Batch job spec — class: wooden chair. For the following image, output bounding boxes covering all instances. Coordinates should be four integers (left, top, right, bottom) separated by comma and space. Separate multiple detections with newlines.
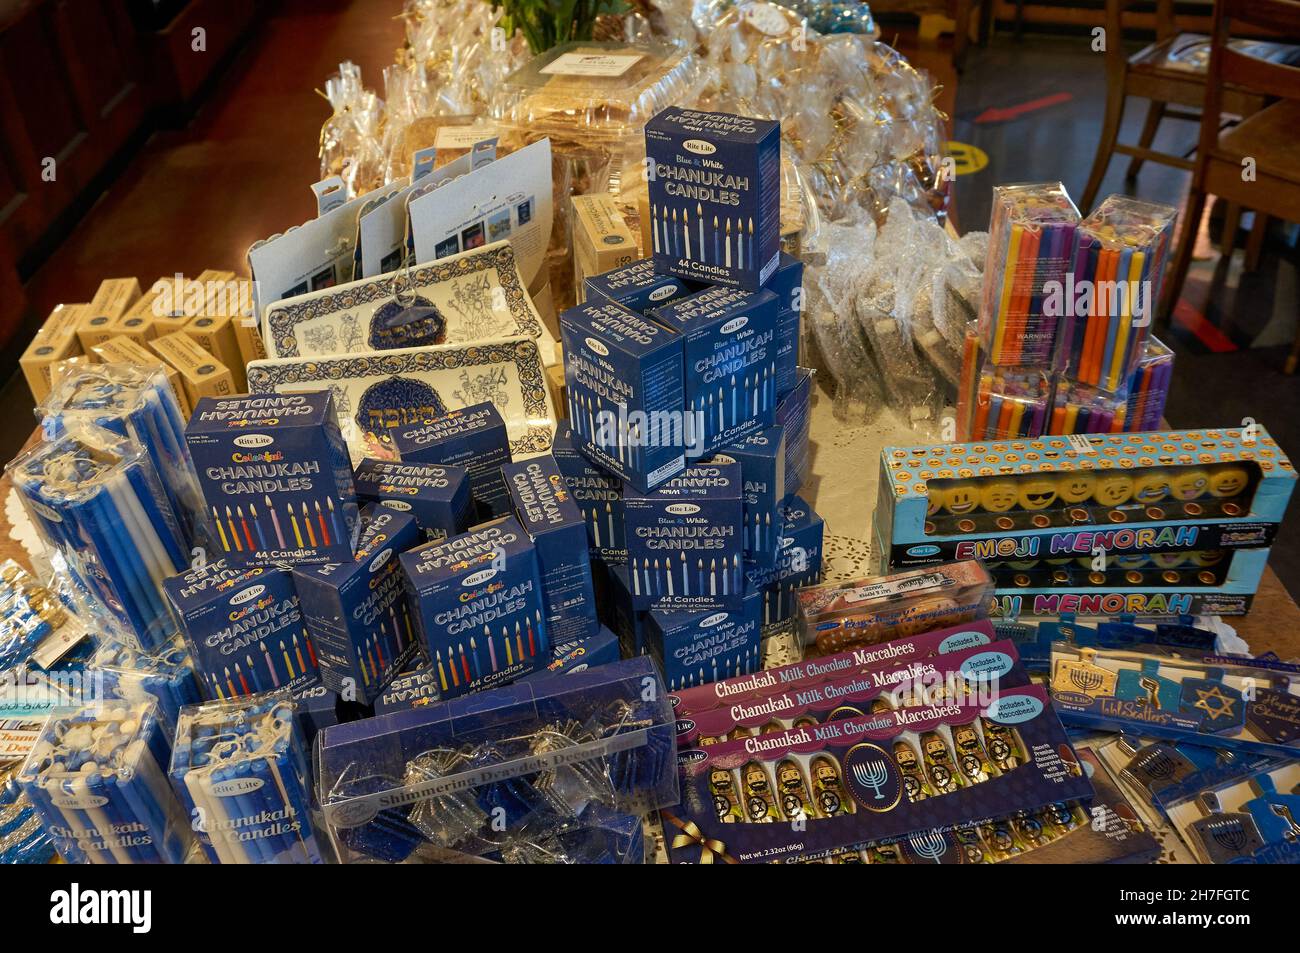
1158, 0, 1300, 373
1079, 0, 1299, 215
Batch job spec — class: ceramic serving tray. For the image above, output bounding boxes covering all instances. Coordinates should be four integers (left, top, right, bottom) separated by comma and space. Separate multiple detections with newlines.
263, 240, 545, 359
246, 335, 555, 463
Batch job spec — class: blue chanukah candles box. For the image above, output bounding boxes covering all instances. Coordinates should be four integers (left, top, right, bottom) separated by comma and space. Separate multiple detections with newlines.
644, 107, 782, 291
164, 558, 321, 699
523, 624, 621, 681
503, 455, 599, 642
392, 402, 512, 521
713, 424, 786, 570
353, 458, 473, 543
292, 504, 422, 705
552, 423, 626, 563
775, 366, 813, 498
769, 252, 804, 400
605, 564, 650, 656
650, 286, 778, 458
745, 495, 826, 625
583, 258, 697, 313
400, 515, 550, 698
185, 392, 360, 566
560, 299, 686, 492
624, 461, 744, 612
374, 662, 439, 715
646, 586, 762, 691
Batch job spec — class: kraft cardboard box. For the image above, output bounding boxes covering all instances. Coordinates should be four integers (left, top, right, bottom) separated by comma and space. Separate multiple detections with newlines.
572, 193, 640, 302
21, 304, 86, 403
184, 313, 246, 390
503, 454, 599, 642
400, 516, 550, 698
185, 391, 361, 566
149, 331, 236, 406
644, 107, 782, 290
392, 402, 512, 520
77, 278, 142, 350
353, 458, 473, 543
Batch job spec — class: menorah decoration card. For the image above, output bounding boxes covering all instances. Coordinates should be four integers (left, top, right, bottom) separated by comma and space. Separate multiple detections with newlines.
1163, 757, 1300, 863
246, 335, 555, 463
264, 241, 546, 359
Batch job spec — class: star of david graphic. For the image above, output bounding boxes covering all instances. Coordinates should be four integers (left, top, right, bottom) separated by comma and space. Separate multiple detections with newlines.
1193, 684, 1237, 721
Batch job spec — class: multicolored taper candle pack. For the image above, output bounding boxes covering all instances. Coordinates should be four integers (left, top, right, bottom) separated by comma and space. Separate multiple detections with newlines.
169, 692, 323, 863
551, 423, 626, 564
392, 402, 512, 520
399, 515, 550, 699
163, 559, 321, 700
352, 457, 473, 543
292, 504, 423, 705
18, 699, 192, 864
185, 392, 360, 566
503, 455, 599, 642
647, 586, 763, 692
875, 427, 1296, 618
624, 461, 745, 613
645, 107, 782, 290
650, 285, 778, 457
1120, 337, 1173, 434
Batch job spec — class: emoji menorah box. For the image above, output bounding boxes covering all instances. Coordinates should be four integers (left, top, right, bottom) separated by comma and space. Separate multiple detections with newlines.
645, 107, 781, 290
185, 391, 361, 565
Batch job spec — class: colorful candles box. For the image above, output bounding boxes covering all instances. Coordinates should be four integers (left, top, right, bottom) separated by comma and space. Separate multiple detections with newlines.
9, 422, 188, 651
1121, 337, 1173, 434
18, 699, 192, 864
650, 285, 778, 457
185, 392, 360, 566
625, 461, 745, 612
503, 455, 599, 642
552, 423, 626, 563
978, 182, 1080, 366
662, 684, 1092, 863
583, 258, 697, 312
676, 639, 1028, 748
768, 252, 804, 400
647, 587, 763, 692
1051, 645, 1300, 759
292, 504, 422, 705
645, 107, 782, 290
163, 559, 321, 700
775, 366, 813, 498
40, 363, 207, 550
744, 494, 825, 625
316, 656, 677, 863
559, 299, 686, 492
966, 366, 1051, 440
604, 564, 651, 657
352, 457, 473, 543
169, 692, 323, 864
522, 624, 621, 680
713, 425, 785, 570
1162, 756, 1300, 864
375, 663, 439, 715
795, 560, 994, 656
1048, 379, 1129, 434
874, 427, 1295, 618
292, 682, 340, 749
90, 636, 203, 735
1055, 195, 1175, 395
392, 402, 512, 521
399, 516, 550, 699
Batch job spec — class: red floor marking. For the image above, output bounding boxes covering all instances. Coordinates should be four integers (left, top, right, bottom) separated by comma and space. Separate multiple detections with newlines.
1173, 298, 1238, 353
974, 93, 1074, 123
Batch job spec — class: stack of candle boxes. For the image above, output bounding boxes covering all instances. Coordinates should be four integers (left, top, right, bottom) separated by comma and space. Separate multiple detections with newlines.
352, 458, 474, 543
873, 426, 1296, 620
392, 402, 512, 520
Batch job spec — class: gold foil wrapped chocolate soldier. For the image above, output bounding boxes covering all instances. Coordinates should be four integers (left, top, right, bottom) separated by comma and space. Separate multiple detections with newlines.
893, 739, 933, 802
775, 759, 815, 821
742, 762, 781, 822
1010, 810, 1055, 849
810, 755, 854, 817
978, 818, 1029, 860
867, 843, 904, 863
832, 850, 866, 864
952, 721, 999, 784
980, 717, 1024, 772
709, 768, 745, 824
1040, 801, 1086, 837
920, 730, 964, 794
954, 827, 990, 864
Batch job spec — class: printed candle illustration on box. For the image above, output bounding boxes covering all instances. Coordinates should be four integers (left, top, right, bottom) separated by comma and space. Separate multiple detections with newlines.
185, 392, 360, 566
352, 457, 474, 543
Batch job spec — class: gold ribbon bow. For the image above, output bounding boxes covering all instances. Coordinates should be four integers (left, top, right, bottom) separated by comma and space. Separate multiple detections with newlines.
663, 813, 736, 865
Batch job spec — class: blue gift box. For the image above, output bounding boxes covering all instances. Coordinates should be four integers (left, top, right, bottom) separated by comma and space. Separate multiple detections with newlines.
292, 504, 423, 705
713, 424, 786, 570
583, 258, 697, 313
768, 252, 804, 400
745, 494, 826, 625
392, 402, 512, 520
646, 586, 763, 691
645, 107, 782, 291
774, 366, 813, 499
374, 663, 439, 715
399, 516, 550, 698
353, 457, 473, 543
552, 423, 625, 563
185, 391, 361, 566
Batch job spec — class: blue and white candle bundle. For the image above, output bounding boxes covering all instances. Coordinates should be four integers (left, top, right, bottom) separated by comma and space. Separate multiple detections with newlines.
17, 699, 191, 863
169, 692, 322, 864
8, 422, 188, 651
90, 636, 203, 736
0, 767, 57, 864
0, 559, 86, 670
40, 364, 207, 550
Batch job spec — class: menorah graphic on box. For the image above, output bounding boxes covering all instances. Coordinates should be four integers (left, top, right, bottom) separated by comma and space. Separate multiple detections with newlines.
852, 760, 889, 800
1069, 667, 1106, 693
1133, 749, 1178, 781
908, 829, 948, 864
1207, 818, 1249, 852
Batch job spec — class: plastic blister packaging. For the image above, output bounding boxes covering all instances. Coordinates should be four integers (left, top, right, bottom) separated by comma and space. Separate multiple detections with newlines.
1121, 336, 1173, 433
170, 691, 324, 864
8, 422, 188, 652
319, 61, 387, 198
1048, 379, 1129, 434
17, 698, 192, 863
0, 559, 88, 671
90, 636, 203, 737
317, 656, 677, 864
969, 366, 1052, 439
